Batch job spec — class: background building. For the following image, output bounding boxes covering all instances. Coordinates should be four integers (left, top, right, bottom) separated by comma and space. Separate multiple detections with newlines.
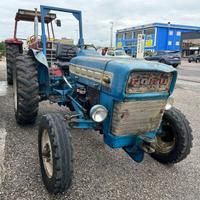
181, 32, 200, 57
116, 23, 200, 56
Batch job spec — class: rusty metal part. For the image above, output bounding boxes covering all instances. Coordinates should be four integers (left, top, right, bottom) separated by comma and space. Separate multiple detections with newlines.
41, 129, 53, 178
155, 135, 175, 154
111, 99, 167, 136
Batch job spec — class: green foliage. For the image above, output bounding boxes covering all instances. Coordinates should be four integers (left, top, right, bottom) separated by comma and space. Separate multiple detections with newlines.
0, 42, 6, 57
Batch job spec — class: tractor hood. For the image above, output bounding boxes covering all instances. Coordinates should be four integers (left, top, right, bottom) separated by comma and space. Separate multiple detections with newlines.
70, 54, 177, 100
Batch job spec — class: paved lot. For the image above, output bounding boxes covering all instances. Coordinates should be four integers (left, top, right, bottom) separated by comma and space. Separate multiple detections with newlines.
0, 59, 200, 200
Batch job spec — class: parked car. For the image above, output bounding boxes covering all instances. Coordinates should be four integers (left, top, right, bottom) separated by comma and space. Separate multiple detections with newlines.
188, 54, 200, 63
105, 49, 131, 58
145, 51, 181, 68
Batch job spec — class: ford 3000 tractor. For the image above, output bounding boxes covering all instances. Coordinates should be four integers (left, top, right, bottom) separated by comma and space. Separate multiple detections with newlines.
13, 5, 192, 194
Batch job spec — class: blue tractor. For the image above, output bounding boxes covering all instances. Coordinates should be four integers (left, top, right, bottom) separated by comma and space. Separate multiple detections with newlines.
13, 5, 193, 194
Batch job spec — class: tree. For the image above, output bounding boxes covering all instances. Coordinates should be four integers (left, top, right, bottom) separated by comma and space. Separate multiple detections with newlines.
0, 42, 6, 57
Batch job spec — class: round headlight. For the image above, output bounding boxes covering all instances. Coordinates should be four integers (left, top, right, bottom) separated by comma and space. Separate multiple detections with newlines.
90, 105, 108, 122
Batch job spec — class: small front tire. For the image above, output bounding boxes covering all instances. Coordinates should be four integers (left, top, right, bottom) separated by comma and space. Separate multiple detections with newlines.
38, 113, 73, 194
151, 107, 193, 164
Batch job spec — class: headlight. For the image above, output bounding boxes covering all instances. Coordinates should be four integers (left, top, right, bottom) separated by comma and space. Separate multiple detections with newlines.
90, 105, 108, 122
126, 72, 172, 94
165, 96, 174, 110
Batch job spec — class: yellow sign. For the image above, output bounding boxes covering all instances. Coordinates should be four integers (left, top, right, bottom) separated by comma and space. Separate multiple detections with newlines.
117, 41, 122, 48
145, 34, 153, 47
146, 39, 153, 47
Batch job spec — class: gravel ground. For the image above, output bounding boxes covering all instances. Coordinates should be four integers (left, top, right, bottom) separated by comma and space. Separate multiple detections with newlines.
0, 60, 200, 200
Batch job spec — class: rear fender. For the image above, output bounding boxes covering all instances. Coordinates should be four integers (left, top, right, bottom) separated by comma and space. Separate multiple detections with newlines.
5, 38, 23, 53
28, 49, 50, 99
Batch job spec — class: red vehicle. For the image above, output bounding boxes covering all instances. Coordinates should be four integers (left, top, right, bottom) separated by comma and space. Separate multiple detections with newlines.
5, 9, 56, 84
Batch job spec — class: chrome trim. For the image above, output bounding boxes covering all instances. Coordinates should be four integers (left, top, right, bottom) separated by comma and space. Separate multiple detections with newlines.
69, 63, 113, 87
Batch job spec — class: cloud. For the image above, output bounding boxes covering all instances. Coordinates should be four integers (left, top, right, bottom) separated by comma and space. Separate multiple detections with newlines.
0, 0, 200, 46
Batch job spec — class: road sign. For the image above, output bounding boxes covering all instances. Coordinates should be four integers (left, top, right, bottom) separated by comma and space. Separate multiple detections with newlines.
136, 34, 145, 59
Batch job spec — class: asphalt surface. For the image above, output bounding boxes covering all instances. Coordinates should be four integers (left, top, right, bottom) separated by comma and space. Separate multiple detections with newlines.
0, 59, 200, 200
177, 60, 200, 82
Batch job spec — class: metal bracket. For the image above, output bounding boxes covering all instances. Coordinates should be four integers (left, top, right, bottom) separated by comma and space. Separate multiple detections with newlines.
123, 146, 144, 163
68, 119, 97, 129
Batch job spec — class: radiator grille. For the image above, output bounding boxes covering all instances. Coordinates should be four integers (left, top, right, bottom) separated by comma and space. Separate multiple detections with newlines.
111, 99, 166, 136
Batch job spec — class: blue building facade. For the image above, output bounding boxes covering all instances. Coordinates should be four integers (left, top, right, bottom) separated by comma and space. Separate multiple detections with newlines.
116, 23, 200, 55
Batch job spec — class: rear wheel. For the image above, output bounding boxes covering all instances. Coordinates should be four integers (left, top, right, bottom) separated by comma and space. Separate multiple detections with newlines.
159, 59, 166, 64
14, 54, 39, 124
6, 44, 19, 85
172, 64, 178, 68
38, 113, 73, 194
151, 107, 193, 164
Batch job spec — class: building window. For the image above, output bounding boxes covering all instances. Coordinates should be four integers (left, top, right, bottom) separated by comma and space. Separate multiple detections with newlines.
126, 41, 132, 47
176, 41, 180, 46
125, 31, 132, 39
134, 31, 142, 39
144, 28, 155, 35
117, 33, 123, 39
168, 41, 172, 46
176, 31, 181, 36
133, 31, 142, 46
169, 30, 173, 36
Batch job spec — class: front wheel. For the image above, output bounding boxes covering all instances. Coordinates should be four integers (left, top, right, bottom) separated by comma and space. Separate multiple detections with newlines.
151, 107, 193, 164
38, 113, 73, 194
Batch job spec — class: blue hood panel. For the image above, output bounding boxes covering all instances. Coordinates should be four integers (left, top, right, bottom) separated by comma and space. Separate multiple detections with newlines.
70, 54, 177, 100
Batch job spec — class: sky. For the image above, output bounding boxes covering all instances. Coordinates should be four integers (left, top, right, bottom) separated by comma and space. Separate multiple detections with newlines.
0, 0, 200, 46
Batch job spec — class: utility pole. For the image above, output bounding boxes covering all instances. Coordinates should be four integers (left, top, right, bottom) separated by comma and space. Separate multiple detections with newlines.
110, 21, 114, 48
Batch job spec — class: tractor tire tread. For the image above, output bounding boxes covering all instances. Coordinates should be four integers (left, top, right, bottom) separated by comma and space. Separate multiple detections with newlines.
38, 113, 73, 194
6, 44, 19, 85
151, 107, 193, 164
15, 54, 39, 124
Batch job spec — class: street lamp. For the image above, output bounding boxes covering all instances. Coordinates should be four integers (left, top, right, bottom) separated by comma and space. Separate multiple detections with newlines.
110, 21, 114, 48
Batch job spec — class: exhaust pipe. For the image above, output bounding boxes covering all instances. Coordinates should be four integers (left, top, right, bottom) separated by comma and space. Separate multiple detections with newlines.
34, 8, 38, 43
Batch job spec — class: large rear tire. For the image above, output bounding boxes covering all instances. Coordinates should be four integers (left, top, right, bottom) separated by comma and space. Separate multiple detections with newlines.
151, 107, 193, 164
14, 54, 39, 125
6, 44, 19, 85
38, 113, 73, 194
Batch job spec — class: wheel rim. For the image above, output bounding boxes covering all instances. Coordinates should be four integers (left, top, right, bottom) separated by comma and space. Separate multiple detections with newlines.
41, 129, 53, 178
155, 121, 175, 154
